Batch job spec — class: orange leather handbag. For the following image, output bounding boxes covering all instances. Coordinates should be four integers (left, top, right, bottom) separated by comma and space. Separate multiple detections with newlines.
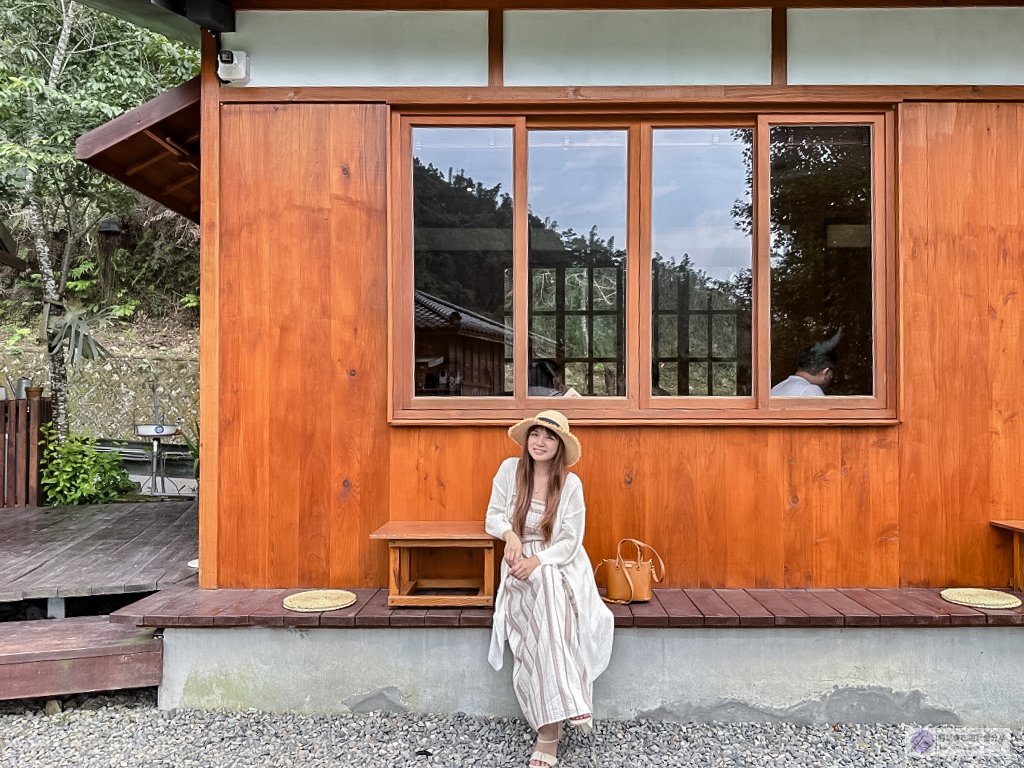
594, 538, 665, 604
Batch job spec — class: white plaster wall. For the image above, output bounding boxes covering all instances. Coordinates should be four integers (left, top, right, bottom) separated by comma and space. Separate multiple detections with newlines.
789, 8, 1024, 85
221, 11, 488, 88
163, 627, 1024, 726
503, 10, 771, 87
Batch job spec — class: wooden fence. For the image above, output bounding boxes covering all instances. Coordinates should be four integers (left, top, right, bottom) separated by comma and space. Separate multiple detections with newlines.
2, 398, 51, 508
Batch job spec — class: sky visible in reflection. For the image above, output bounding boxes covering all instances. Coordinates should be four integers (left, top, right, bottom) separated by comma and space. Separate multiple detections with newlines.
527, 130, 627, 247
652, 129, 751, 282
413, 127, 750, 276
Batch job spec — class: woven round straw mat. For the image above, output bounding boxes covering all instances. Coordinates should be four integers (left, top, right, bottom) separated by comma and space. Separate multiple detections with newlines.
940, 588, 1022, 610
283, 590, 357, 612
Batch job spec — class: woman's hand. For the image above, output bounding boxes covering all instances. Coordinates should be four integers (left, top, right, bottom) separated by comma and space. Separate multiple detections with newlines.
503, 531, 523, 566
509, 554, 540, 580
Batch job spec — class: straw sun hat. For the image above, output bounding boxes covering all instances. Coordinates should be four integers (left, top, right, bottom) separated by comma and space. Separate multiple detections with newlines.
508, 410, 581, 466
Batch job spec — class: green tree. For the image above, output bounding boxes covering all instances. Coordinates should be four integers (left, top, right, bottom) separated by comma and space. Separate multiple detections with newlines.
731, 126, 873, 395
0, 0, 198, 437
413, 160, 627, 395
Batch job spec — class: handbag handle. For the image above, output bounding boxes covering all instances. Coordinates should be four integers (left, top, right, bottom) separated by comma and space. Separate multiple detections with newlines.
616, 538, 665, 584
594, 553, 635, 605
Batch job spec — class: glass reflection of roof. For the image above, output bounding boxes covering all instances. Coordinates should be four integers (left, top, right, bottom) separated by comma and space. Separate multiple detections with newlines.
414, 291, 506, 342
413, 127, 513, 151
528, 131, 627, 149
414, 290, 555, 347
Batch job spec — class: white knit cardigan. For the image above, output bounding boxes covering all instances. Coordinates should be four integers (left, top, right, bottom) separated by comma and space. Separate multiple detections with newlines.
484, 457, 615, 679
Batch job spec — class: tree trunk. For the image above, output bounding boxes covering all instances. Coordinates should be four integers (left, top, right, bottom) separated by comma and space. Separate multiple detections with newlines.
48, 344, 70, 438
48, 2, 78, 87
27, 0, 81, 441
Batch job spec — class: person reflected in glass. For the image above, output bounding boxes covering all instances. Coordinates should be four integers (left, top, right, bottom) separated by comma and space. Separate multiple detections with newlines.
528, 358, 564, 397
770, 331, 841, 397
485, 411, 613, 768
651, 362, 671, 396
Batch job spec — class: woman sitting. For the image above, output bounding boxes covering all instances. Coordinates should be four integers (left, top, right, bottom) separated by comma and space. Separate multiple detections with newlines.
485, 410, 614, 768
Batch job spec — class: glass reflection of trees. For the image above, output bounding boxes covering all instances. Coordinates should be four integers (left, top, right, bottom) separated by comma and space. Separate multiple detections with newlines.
412, 123, 874, 400
652, 253, 752, 396
413, 156, 626, 398
413, 155, 514, 397
651, 128, 753, 398
527, 130, 627, 398
529, 224, 626, 397
730, 125, 874, 397
767, 126, 873, 396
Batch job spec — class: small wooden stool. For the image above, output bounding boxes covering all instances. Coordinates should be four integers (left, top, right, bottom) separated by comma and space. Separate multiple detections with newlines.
370, 521, 495, 607
990, 520, 1024, 591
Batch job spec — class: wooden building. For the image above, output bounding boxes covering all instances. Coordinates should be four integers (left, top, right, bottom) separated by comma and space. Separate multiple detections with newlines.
79, 0, 1024, 595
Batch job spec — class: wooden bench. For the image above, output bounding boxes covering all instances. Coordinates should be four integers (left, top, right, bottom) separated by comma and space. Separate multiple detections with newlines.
990, 520, 1024, 591
110, 586, 1024, 629
370, 521, 495, 608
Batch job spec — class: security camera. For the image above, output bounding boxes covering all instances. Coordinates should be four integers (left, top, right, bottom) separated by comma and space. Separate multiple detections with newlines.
217, 50, 249, 85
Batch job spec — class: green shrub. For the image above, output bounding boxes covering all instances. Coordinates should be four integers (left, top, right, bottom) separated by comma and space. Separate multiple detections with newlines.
40, 426, 136, 506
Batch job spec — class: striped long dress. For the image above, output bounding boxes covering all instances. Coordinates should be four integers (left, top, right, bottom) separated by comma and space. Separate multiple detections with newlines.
502, 498, 592, 730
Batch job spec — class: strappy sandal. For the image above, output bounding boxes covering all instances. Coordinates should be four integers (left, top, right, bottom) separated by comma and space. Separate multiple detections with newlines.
528, 724, 562, 768
566, 713, 593, 736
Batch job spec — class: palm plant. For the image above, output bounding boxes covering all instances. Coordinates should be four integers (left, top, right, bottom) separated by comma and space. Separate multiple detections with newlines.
46, 304, 111, 439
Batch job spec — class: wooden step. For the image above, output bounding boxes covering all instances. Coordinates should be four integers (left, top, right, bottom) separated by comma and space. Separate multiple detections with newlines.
0, 616, 162, 700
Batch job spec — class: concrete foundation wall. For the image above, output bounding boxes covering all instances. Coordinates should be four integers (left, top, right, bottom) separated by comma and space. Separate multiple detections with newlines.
161, 627, 1024, 726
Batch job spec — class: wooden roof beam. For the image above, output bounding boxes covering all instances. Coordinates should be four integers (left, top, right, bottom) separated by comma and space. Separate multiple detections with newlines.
163, 172, 200, 196
126, 149, 173, 177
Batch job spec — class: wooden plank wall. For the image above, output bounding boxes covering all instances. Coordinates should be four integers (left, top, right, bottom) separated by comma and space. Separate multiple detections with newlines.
387, 426, 900, 588
216, 103, 391, 588
897, 102, 1024, 589
211, 101, 1023, 590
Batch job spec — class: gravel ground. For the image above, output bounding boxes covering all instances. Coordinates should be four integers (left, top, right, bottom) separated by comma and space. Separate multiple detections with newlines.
2, 689, 1022, 768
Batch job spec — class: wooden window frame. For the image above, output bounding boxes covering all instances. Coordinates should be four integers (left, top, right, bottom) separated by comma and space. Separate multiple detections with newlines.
390, 108, 897, 426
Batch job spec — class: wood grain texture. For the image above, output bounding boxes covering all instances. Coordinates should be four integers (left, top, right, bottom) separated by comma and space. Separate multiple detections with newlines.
109, 586, 1024, 628
0, 502, 197, 602
898, 102, 1024, 590
0, 650, 162, 701
198, 32, 220, 588
487, 9, 502, 89
218, 85, 1024, 108
234, 0, 1024, 11
1, 399, 49, 508
209, 99, 1023, 590
770, 7, 786, 87
379, 423, 901, 588
216, 103, 389, 588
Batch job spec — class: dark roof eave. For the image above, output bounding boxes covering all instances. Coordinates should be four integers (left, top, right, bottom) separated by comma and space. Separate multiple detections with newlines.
75, 0, 200, 46
76, 77, 202, 223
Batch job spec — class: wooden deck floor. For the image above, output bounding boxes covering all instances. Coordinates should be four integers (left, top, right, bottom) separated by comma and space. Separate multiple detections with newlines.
0, 501, 198, 603
111, 585, 1024, 629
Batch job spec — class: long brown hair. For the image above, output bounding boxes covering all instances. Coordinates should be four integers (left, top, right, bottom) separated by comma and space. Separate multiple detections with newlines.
512, 426, 567, 543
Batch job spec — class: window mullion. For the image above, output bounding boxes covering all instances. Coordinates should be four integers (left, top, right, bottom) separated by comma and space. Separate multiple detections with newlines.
513, 117, 529, 408
754, 116, 772, 410
629, 122, 647, 410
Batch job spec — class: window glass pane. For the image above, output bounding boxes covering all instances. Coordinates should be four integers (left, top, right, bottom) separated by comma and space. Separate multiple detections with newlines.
651, 128, 753, 398
528, 130, 627, 397
769, 125, 873, 397
413, 127, 513, 397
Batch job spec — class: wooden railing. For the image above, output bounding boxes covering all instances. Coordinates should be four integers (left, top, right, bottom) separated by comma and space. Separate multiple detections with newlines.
2, 398, 51, 508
